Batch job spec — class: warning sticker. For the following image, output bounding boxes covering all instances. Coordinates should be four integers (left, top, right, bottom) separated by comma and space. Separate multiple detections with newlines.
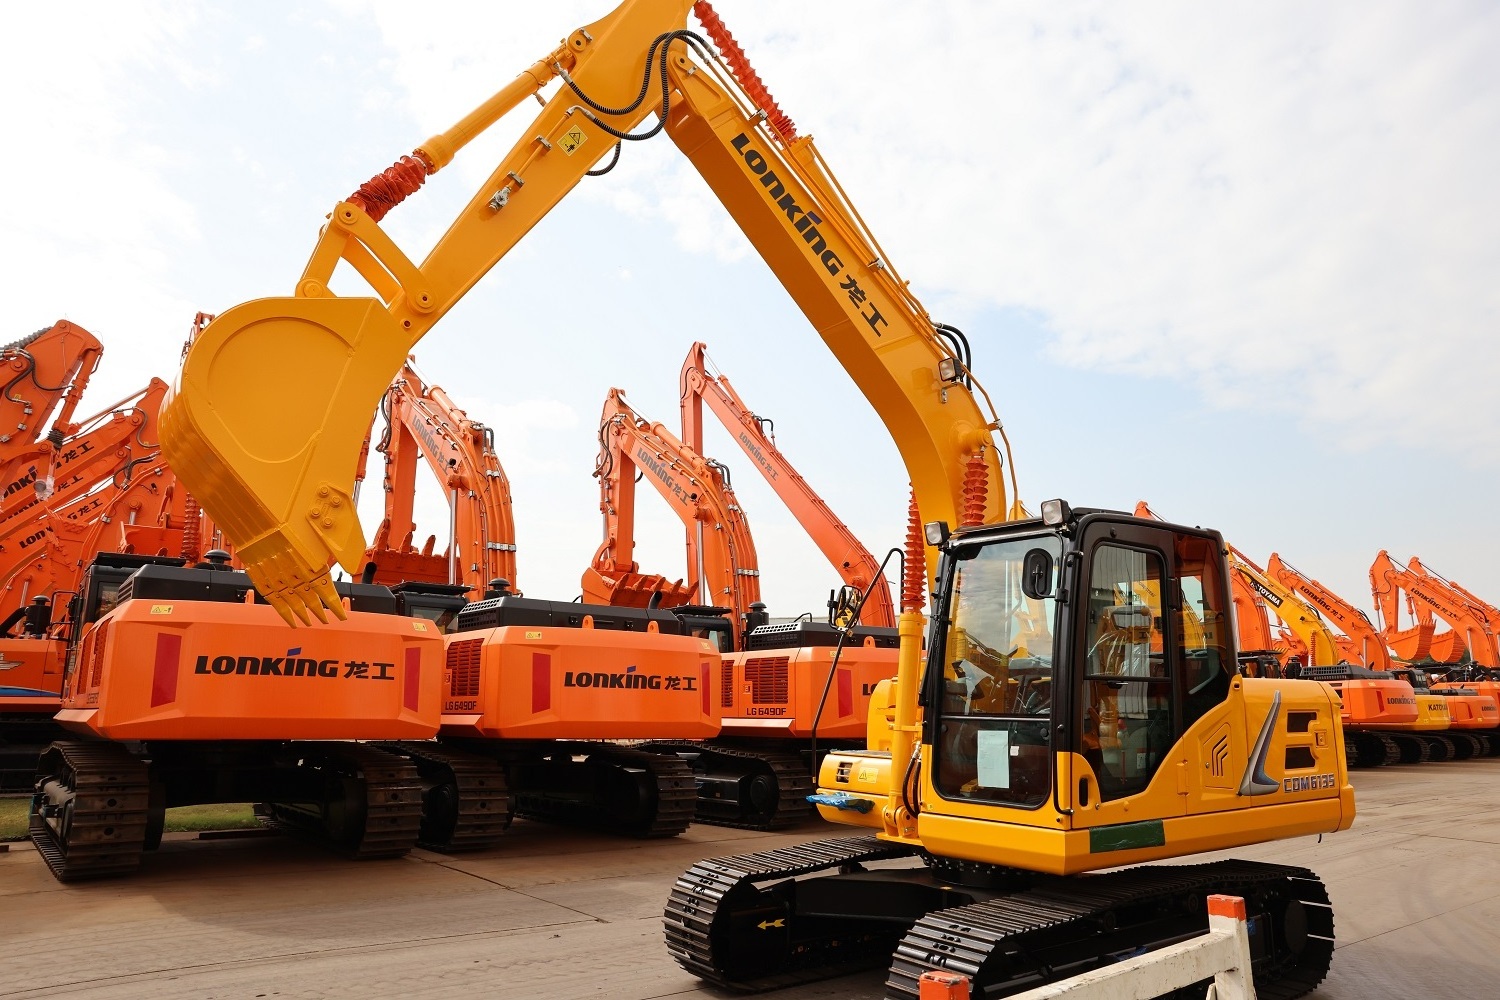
525, 631, 543, 640
150, 605, 173, 615
412, 621, 429, 632
559, 125, 587, 155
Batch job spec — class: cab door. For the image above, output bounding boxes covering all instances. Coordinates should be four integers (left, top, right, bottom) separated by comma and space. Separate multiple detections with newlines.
1067, 519, 1187, 830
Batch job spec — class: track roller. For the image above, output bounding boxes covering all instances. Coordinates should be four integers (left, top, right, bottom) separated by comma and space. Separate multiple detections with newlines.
381, 741, 511, 852
255, 742, 423, 858
29, 740, 151, 881
642, 741, 814, 831
1389, 733, 1430, 764
1446, 733, 1480, 760
513, 743, 697, 838
1423, 734, 1455, 763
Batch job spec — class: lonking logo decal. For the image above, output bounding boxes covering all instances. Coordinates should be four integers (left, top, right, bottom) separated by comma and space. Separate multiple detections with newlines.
635, 447, 693, 505
194, 646, 399, 680
736, 431, 778, 481
563, 664, 698, 692
731, 132, 890, 338
1237, 690, 1282, 796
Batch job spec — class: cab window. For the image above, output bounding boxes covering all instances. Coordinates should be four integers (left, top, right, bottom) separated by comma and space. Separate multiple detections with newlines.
934, 535, 1060, 808
1081, 544, 1171, 801
1176, 534, 1233, 729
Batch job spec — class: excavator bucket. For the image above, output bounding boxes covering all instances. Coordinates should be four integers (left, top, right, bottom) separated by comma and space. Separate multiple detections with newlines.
160, 296, 412, 625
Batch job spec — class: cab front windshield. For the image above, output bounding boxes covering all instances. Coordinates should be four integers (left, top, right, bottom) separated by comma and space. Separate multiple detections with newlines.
935, 534, 1061, 807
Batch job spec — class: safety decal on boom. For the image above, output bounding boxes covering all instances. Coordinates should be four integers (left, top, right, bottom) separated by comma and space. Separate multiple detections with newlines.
560, 125, 587, 155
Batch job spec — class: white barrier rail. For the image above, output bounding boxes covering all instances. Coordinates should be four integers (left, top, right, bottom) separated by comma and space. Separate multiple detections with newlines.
918, 894, 1256, 1000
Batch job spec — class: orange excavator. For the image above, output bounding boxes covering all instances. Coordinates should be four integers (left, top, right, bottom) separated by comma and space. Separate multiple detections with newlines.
1267, 553, 1391, 670
1367, 552, 1498, 759
0, 320, 104, 492
1371, 550, 1498, 666
1259, 553, 1427, 767
588, 382, 897, 828
584, 385, 758, 626
361, 358, 517, 600
158, 3, 1351, 994
29, 548, 463, 880
675, 345, 906, 825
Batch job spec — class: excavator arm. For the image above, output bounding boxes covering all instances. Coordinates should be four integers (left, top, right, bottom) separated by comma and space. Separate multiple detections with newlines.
161, 0, 1015, 625
1370, 550, 1498, 666
1266, 552, 1392, 671
680, 341, 895, 627
0, 379, 167, 554
362, 360, 517, 594
0, 321, 104, 489
584, 386, 759, 621
1379, 553, 1500, 667
1228, 546, 1341, 665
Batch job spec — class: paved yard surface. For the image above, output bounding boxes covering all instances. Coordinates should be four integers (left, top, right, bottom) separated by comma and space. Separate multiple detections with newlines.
3, 761, 1496, 999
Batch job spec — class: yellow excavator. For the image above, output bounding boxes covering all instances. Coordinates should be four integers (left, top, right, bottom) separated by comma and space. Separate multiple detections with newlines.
155, 2, 1353, 996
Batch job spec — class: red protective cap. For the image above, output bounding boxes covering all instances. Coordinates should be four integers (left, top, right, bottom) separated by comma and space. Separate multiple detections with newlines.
1208, 894, 1248, 920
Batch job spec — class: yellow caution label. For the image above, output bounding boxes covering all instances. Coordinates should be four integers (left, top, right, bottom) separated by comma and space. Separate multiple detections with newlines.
856, 768, 876, 783
412, 621, 429, 632
526, 630, 543, 640
559, 125, 587, 155
150, 605, 173, 615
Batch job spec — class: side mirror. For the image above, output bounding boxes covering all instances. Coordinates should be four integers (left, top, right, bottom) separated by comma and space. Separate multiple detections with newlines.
1021, 548, 1055, 600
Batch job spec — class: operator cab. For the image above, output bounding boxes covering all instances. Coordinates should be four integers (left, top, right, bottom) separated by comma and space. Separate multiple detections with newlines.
669, 605, 735, 653
390, 581, 471, 634
922, 500, 1235, 810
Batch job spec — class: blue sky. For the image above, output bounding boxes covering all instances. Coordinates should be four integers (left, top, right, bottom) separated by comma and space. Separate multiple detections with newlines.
3, 2, 1497, 639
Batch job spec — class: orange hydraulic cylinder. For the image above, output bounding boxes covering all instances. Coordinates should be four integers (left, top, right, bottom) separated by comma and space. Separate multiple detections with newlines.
438, 626, 721, 740
719, 642, 896, 740
57, 601, 445, 740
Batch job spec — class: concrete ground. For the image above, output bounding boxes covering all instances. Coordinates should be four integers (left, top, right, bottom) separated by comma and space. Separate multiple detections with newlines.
2, 760, 1496, 999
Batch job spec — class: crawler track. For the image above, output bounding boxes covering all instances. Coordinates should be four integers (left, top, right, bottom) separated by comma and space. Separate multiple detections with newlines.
665, 835, 918, 991
513, 743, 697, 838
664, 838, 1334, 1000
1390, 733, 1432, 764
1348, 731, 1401, 768
644, 740, 815, 831
886, 861, 1332, 1000
256, 742, 423, 859
29, 740, 151, 881
382, 741, 511, 852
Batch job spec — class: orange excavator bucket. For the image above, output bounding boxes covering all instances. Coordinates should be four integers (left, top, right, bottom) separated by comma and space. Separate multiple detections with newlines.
160, 296, 412, 625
